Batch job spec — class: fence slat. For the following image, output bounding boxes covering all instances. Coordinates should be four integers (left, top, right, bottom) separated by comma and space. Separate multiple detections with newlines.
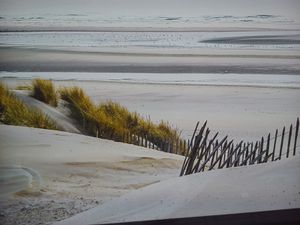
278, 126, 285, 160
181, 122, 207, 176
209, 140, 233, 170
272, 129, 278, 161
286, 124, 293, 158
263, 133, 271, 163
220, 141, 243, 168
197, 136, 228, 172
192, 132, 218, 173
293, 118, 299, 156
258, 137, 264, 163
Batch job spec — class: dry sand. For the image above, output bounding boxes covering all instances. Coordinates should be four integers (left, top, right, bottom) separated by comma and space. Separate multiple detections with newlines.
55, 155, 300, 224
0, 125, 183, 225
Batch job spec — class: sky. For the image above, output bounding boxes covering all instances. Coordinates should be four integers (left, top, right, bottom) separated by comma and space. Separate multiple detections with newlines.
0, 0, 300, 20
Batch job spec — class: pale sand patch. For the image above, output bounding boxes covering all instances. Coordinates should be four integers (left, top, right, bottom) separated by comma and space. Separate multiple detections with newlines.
55, 155, 300, 225
0, 125, 183, 225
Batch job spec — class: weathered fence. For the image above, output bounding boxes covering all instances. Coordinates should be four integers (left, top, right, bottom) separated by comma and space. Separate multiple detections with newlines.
101, 130, 188, 154
180, 118, 299, 176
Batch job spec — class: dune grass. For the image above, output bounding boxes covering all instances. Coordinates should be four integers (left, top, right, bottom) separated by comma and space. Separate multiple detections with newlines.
59, 86, 184, 153
31, 79, 58, 107
16, 85, 32, 91
0, 82, 59, 130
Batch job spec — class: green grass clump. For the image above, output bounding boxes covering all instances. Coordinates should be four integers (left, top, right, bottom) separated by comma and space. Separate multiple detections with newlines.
0, 82, 59, 130
32, 79, 58, 107
59, 86, 184, 153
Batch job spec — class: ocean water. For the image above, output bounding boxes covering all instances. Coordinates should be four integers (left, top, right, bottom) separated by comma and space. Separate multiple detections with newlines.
0, 14, 298, 29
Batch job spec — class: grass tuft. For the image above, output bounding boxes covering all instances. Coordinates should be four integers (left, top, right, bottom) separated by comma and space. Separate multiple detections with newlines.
16, 85, 32, 91
0, 82, 59, 130
59, 86, 184, 153
31, 79, 58, 107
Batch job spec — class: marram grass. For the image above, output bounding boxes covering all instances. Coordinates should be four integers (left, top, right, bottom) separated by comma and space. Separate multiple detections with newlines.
59, 86, 184, 153
32, 79, 58, 107
0, 82, 59, 130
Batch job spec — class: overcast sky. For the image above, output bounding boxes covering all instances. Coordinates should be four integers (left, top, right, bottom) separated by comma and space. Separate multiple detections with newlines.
0, 0, 300, 20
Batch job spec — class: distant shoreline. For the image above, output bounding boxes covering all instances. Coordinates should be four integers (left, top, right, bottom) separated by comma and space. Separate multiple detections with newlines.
2, 64, 300, 75
1, 26, 299, 33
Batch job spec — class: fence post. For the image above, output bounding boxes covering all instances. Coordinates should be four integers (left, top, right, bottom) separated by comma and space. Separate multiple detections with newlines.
264, 133, 270, 162
137, 135, 140, 146
250, 142, 258, 164
279, 126, 285, 160
258, 137, 264, 163
287, 124, 293, 158
293, 118, 299, 156
245, 143, 250, 165
272, 129, 278, 161
145, 136, 148, 148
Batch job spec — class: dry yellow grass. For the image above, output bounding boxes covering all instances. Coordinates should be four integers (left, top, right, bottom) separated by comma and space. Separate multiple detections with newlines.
0, 82, 59, 130
59, 86, 183, 153
32, 79, 58, 107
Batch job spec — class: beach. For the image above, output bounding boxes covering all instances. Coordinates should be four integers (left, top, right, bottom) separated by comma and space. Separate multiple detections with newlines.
1, 29, 300, 74
0, 125, 184, 225
1, 26, 300, 141
1, 2, 300, 223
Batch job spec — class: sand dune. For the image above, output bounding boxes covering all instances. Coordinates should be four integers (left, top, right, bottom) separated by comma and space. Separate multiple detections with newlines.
0, 125, 183, 224
55, 155, 300, 224
13, 90, 81, 133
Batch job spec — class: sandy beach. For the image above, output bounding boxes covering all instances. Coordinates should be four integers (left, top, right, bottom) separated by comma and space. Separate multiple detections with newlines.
1, 1, 300, 224
0, 125, 183, 225
1, 29, 300, 74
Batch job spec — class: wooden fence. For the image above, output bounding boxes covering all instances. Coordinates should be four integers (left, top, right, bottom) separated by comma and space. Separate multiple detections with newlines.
180, 118, 299, 176
101, 130, 188, 155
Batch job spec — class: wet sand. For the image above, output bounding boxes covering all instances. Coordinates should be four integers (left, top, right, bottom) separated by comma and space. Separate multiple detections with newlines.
1, 46, 300, 74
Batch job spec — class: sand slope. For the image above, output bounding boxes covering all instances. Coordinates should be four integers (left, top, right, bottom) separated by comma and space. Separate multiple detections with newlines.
0, 125, 183, 224
56, 155, 300, 225
13, 90, 81, 134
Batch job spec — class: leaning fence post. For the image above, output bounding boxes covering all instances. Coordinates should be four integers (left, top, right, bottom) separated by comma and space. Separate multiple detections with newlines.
258, 137, 264, 163
286, 124, 293, 158
250, 142, 258, 164
293, 118, 299, 156
264, 133, 270, 162
272, 129, 278, 161
279, 126, 285, 160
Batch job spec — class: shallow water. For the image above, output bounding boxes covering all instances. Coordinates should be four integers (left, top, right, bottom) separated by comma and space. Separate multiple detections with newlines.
1, 30, 300, 50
